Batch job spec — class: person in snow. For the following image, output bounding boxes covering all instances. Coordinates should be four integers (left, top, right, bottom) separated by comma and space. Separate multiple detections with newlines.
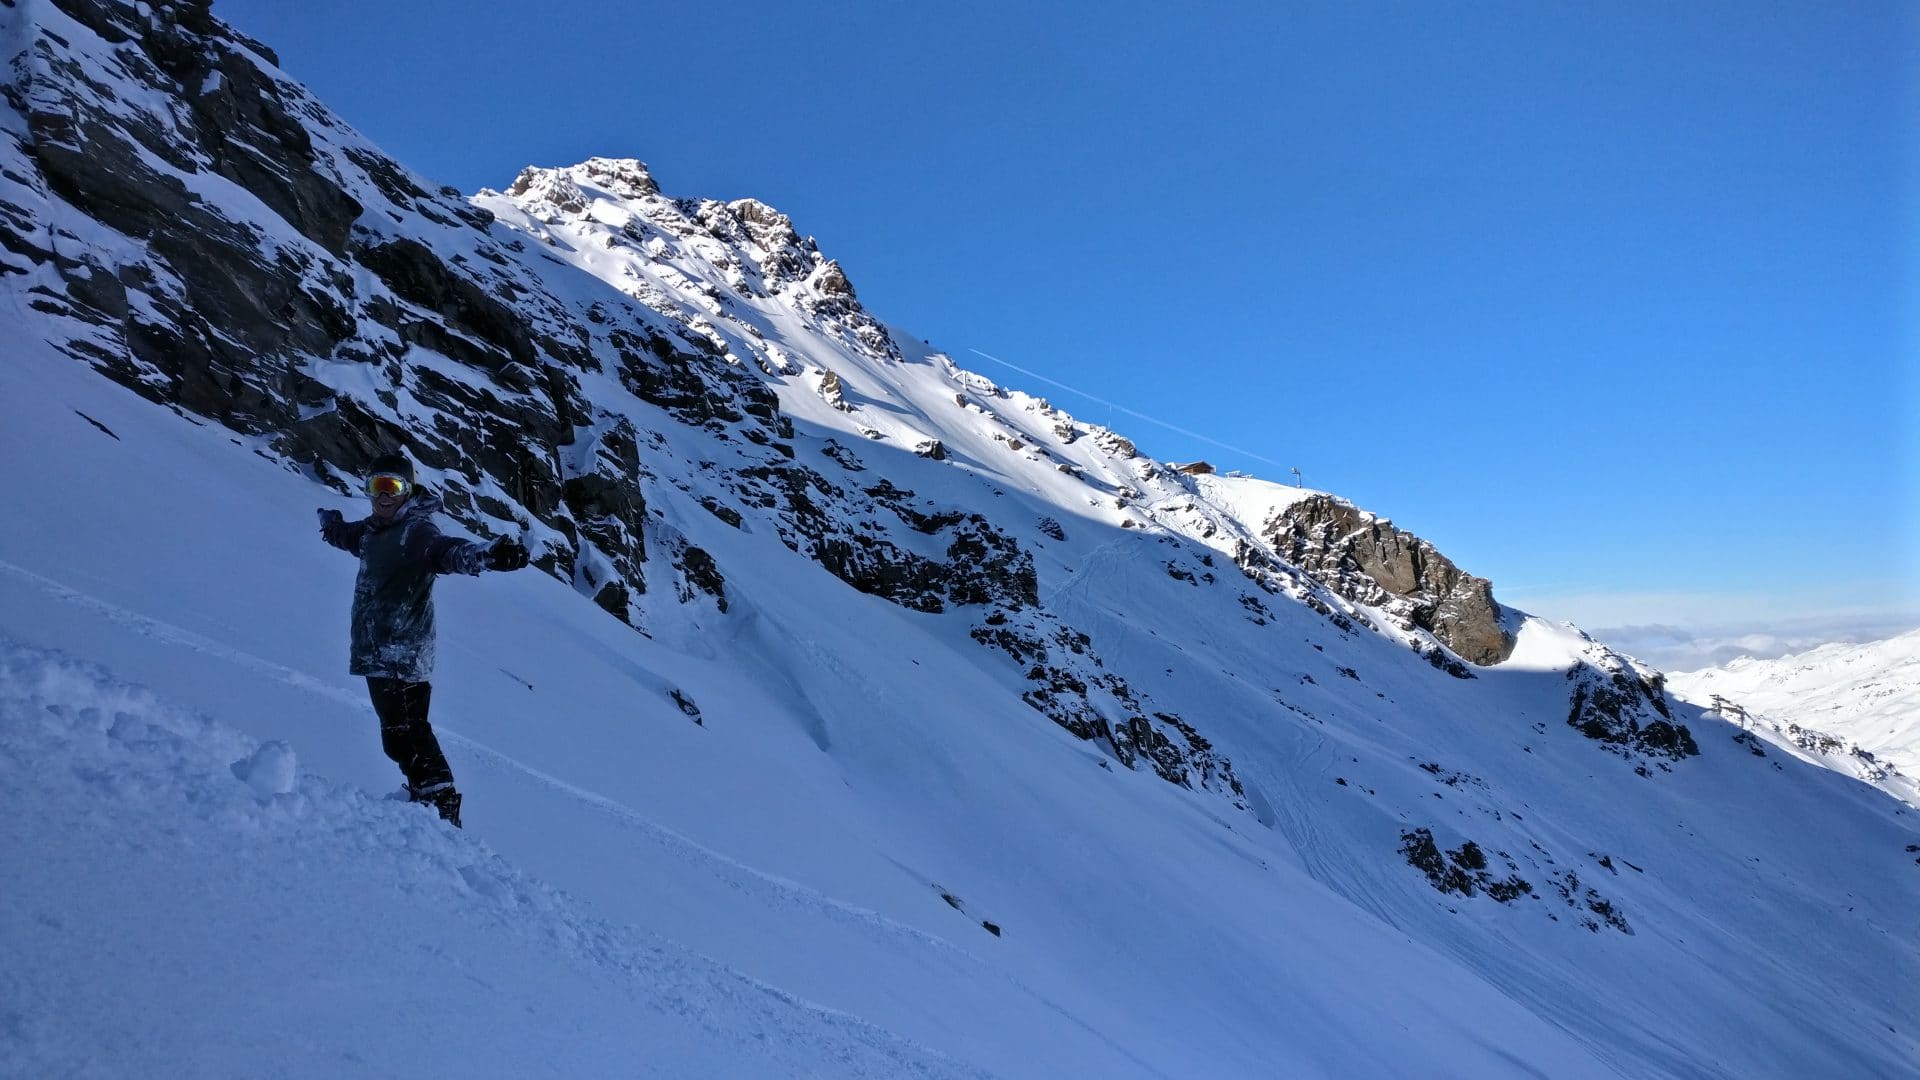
317, 452, 529, 827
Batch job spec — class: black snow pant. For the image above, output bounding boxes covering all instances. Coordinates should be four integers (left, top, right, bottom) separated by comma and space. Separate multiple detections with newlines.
365, 677, 455, 795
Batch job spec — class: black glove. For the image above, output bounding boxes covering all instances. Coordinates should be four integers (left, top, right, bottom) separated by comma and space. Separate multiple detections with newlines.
485, 537, 529, 572
317, 508, 350, 546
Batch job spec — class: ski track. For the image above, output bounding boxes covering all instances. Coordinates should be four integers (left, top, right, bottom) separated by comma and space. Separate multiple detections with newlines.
0, 556, 362, 708
0, 636, 985, 1080
1039, 534, 1132, 610
0, 552, 1156, 1071
0, 555, 940, 939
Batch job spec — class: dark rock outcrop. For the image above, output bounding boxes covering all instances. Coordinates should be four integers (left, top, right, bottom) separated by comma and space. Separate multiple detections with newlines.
726, 465, 1038, 615
1565, 658, 1699, 768
1264, 495, 1514, 665
970, 608, 1244, 803
3, 0, 684, 623
1400, 828, 1533, 902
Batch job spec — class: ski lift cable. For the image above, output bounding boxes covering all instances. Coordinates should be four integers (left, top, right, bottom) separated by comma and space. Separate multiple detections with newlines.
966, 348, 1292, 471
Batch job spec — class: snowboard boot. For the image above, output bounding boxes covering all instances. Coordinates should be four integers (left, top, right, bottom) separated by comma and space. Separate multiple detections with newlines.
410, 781, 463, 828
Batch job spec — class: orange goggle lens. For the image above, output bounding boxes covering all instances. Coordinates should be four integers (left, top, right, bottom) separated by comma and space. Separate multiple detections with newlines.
366, 474, 410, 497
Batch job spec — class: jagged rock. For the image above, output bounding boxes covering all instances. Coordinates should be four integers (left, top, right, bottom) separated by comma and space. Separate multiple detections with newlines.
729, 198, 799, 245
812, 260, 853, 298
1565, 656, 1698, 767
16, 8, 358, 433
727, 463, 1035, 615
579, 157, 659, 199
505, 166, 588, 213
675, 542, 726, 611
357, 238, 539, 366
970, 609, 1245, 803
6, 0, 667, 620
1264, 495, 1514, 665
1547, 870, 1632, 934
1400, 828, 1534, 904
669, 689, 703, 725
819, 440, 867, 472
817, 369, 850, 411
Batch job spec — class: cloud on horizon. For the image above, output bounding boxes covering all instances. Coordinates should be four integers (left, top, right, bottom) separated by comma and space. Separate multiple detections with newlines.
1589, 612, 1920, 674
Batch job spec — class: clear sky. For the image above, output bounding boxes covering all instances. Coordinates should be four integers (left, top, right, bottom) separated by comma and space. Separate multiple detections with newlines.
215, 0, 1916, 666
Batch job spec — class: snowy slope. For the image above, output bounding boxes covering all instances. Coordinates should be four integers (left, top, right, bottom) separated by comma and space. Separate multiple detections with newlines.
1, 335, 1621, 1079
1670, 630, 1920, 780
0, 638, 976, 1080
4, 2, 1919, 1077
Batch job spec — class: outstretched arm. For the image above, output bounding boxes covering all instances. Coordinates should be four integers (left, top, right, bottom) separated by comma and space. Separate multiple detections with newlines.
317, 509, 370, 555
402, 519, 490, 576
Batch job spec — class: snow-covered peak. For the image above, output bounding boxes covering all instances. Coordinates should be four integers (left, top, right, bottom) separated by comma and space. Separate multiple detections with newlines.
476, 162, 1356, 575
502, 164, 591, 212
575, 155, 663, 199
498, 157, 662, 205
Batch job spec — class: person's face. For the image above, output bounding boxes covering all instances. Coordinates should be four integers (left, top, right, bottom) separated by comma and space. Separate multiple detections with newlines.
367, 474, 410, 519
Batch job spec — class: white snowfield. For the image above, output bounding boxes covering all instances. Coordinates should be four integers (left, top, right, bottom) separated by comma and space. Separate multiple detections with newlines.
3, 3, 1919, 1076
0, 639, 977, 1080
7, 267, 1919, 1080
1670, 630, 1920, 776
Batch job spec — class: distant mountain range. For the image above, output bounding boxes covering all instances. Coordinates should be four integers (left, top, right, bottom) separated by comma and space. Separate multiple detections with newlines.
1670, 629, 1920, 790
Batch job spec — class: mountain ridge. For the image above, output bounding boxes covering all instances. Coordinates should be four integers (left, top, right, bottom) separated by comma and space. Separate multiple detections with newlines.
4, 1, 1917, 1076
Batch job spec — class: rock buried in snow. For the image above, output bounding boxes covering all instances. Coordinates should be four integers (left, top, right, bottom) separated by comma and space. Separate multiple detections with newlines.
231, 741, 297, 798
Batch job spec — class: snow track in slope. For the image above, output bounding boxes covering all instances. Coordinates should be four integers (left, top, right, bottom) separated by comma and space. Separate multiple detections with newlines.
0, 554, 973, 965
0, 551, 1167, 1079
0, 637, 983, 1080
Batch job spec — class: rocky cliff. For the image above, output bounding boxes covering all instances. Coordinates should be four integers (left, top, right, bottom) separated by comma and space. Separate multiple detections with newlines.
0, 0, 724, 620
1263, 494, 1515, 666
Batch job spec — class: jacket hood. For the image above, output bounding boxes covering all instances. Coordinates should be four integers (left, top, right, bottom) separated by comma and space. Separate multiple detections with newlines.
403, 488, 444, 517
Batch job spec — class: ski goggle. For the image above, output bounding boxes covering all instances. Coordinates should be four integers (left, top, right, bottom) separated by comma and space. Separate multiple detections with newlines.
365, 474, 411, 497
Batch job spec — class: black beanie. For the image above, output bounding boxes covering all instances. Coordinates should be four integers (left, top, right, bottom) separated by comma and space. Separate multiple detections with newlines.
367, 451, 415, 482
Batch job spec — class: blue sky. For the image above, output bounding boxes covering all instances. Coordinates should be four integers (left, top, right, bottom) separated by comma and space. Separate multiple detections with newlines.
216, 0, 1915, 662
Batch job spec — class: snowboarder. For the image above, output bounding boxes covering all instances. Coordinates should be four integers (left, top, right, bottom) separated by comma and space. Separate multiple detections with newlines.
317, 452, 529, 827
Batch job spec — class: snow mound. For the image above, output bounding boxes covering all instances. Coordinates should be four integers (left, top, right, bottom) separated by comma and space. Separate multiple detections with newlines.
231, 739, 297, 798
0, 638, 973, 1080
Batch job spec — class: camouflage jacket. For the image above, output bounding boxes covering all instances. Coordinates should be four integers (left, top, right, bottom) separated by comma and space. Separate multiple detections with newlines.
322, 489, 488, 681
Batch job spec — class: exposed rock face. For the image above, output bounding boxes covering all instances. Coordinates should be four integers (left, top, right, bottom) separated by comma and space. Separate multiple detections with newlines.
1565, 654, 1699, 769
1, 0, 786, 625
1263, 495, 1515, 665
970, 608, 1245, 803
726, 466, 1038, 615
